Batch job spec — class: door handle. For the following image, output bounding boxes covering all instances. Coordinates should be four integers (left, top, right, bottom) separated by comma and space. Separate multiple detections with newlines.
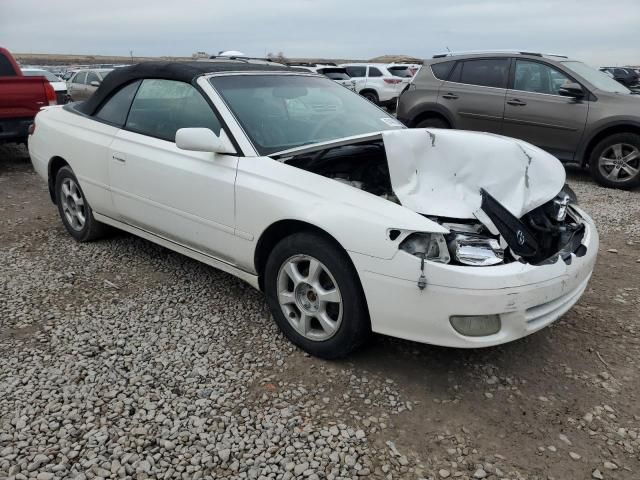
112, 154, 126, 163
442, 93, 459, 100
507, 99, 527, 106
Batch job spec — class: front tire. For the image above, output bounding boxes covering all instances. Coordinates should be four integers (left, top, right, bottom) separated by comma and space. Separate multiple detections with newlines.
55, 166, 108, 241
589, 133, 640, 189
264, 232, 370, 359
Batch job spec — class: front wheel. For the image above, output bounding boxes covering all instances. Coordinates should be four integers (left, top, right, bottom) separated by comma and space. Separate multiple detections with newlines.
264, 233, 370, 359
589, 133, 640, 189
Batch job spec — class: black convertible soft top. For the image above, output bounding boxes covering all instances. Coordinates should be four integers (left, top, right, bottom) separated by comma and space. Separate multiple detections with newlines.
76, 61, 296, 115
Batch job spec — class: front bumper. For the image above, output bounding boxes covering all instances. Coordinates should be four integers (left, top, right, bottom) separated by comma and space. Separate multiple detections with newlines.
349, 207, 599, 348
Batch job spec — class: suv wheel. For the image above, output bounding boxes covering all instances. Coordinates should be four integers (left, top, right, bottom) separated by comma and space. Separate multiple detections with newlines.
361, 91, 379, 104
55, 166, 109, 241
589, 133, 640, 189
264, 232, 370, 359
415, 117, 450, 129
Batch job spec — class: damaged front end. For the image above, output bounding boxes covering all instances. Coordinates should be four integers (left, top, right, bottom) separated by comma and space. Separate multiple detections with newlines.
274, 128, 592, 267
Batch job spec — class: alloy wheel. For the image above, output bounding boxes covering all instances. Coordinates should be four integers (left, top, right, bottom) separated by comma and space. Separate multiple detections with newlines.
276, 254, 343, 341
598, 143, 640, 183
60, 178, 86, 231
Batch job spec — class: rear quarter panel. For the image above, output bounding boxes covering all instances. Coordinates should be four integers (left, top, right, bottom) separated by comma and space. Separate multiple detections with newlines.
29, 106, 119, 215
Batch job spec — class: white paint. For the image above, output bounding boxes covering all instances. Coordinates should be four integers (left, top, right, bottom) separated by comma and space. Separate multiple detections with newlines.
383, 128, 566, 219
27, 72, 598, 351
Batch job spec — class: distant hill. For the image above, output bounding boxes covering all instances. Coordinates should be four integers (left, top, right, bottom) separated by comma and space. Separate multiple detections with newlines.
368, 54, 424, 63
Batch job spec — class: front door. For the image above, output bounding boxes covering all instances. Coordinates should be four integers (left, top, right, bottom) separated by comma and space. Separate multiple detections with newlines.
503, 59, 589, 161
437, 57, 509, 134
108, 79, 239, 263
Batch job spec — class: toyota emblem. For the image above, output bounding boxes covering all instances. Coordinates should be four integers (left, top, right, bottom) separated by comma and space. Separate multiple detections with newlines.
516, 230, 525, 246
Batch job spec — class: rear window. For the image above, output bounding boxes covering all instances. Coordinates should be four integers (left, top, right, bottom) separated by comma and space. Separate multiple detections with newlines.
321, 70, 350, 80
430, 61, 455, 80
0, 54, 16, 76
388, 66, 413, 78
452, 59, 509, 88
368, 67, 383, 77
95, 80, 141, 126
344, 66, 366, 77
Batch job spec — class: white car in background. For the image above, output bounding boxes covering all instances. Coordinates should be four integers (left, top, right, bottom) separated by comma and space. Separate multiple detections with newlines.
340, 63, 413, 106
21, 68, 69, 104
28, 61, 598, 359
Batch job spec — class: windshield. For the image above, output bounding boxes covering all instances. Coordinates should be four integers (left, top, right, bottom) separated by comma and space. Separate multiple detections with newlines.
22, 70, 61, 82
562, 61, 631, 94
210, 74, 403, 155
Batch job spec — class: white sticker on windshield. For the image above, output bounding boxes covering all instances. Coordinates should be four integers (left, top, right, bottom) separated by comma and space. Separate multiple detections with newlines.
380, 117, 403, 127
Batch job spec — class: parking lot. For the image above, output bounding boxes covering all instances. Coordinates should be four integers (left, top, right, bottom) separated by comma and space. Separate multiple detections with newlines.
0, 143, 638, 479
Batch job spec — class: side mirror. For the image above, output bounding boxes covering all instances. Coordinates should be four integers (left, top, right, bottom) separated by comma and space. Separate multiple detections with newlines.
90, 80, 101, 87
175, 128, 236, 155
558, 82, 585, 98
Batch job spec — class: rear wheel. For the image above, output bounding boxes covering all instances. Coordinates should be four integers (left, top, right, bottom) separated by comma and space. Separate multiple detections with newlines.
415, 117, 450, 129
55, 166, 109, 241
361, 91, 379, 105
264, 233, 370, 359
589, 133, 640, 189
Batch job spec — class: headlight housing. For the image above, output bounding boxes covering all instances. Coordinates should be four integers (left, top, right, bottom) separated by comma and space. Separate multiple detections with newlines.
447, 233, 504, 266
399, 233, 450, 264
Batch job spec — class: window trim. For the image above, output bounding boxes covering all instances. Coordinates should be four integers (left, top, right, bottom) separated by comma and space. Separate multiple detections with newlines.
507, 57, 589, 99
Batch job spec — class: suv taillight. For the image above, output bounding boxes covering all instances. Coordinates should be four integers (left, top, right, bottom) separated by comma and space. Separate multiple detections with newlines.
384, 78, 403, 84
44, 83, 57, 106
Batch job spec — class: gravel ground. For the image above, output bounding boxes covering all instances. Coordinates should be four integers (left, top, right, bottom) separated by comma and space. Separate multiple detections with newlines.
1, 144, 639, 480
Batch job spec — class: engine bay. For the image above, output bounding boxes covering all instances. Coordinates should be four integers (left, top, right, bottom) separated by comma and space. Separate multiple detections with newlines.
281, 140, 586, 267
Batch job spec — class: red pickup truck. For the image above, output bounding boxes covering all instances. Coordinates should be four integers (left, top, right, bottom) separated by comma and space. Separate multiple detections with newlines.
0, 47, 57, 144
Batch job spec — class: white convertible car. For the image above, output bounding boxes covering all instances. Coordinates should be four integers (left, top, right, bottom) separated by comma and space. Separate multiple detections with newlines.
28, 61, 598, 358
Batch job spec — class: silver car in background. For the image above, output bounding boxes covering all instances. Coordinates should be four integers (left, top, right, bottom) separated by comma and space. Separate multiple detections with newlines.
67, 69, 113, 101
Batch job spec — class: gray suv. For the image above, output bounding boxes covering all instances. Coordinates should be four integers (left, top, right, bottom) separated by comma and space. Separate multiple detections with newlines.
397, 51, 640, 189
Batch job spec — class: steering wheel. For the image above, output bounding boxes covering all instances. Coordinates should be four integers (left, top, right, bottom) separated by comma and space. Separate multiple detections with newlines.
310, 114, 348, 140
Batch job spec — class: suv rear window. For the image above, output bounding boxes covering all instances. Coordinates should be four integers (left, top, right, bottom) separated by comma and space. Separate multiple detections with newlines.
430, 61, 455, 80
368, 67, 383, 77
452, 59, 509, 88
345, 66, 366, 77
388, 66, 413, 78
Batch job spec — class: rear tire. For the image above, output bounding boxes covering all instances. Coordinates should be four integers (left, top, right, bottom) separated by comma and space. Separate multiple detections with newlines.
264, 232, 370, 359
415, 117, 450, 129
589, 133, 640, 189
55, 166, 109, 241
361, 91, 379, 105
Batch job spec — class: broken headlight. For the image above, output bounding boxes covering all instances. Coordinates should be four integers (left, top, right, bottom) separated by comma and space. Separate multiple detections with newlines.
550, 185, 578, 222
399, 233, 450, 264
447, 233, 504, 266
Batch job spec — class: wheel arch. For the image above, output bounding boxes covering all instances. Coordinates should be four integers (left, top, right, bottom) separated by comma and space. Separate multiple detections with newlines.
359, 88, 378, 98
254, 219, 352, 291
406, 103, 454, 128
47, 156, 70, 204
579, 121, 640, 166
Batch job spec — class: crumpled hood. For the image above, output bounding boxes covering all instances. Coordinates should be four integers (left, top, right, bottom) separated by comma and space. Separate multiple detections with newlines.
382, 128, 566, 219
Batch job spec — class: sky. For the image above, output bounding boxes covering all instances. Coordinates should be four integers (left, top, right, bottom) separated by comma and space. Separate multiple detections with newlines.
1, 0, 638, 66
